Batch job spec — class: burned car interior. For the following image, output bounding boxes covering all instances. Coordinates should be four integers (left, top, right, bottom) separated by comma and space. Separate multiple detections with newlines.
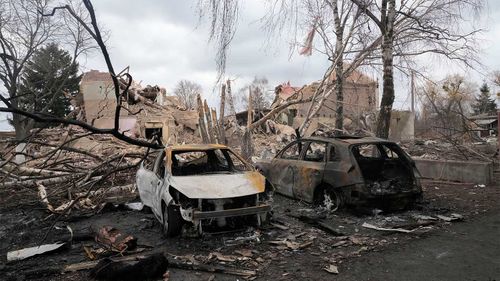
352, 143, 418, 195
171, 149, 249, 176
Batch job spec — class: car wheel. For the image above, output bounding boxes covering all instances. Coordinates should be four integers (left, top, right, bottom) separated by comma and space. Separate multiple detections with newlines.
162, 205, 182, 237
322, 189, 343, 212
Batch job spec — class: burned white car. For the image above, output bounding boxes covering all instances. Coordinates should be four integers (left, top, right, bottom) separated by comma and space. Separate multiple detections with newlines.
136, 144, 273, 237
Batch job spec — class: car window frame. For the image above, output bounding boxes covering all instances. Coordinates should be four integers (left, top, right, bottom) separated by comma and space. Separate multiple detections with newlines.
221, 149, 252, 172
277, 140, 304, 160
301, 141, 328, 163
153, 150, 166, 178
327, 143, 340, 162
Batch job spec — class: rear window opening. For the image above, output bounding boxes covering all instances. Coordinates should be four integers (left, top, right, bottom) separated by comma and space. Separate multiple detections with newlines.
171, 149, 250, 176
352, 143, 416, 194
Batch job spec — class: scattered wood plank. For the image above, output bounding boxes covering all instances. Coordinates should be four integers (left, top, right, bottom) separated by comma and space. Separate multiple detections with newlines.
361, 222, 414, 233
169, 259, 256, 277
219, 84, 227, 144
204, 99, 216, 143
289, 213, 345, 236
62, 252, 256, 277
196, 94, 209, 143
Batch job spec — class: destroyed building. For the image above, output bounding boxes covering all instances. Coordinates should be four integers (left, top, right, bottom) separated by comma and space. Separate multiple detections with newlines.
79, 70, 199, 144
273, 70, 378, 135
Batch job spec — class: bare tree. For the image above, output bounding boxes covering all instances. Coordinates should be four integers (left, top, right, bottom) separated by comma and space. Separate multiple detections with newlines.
419, 74, 475, 140
0, 0, 56, 139
173, 80, 202, 109
0, 0, 97, 139
60, 0, 100, 62
238, 77, 272, 112
352, 0, 484, 138
493, 71, 500, 88
260, 0, 378, 135
301, 0, 373, 134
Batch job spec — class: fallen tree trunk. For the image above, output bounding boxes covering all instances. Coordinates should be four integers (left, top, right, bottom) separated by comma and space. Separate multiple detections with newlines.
60, 253, 256, 277
0, 174, 85, 189
3, 163, 70, 177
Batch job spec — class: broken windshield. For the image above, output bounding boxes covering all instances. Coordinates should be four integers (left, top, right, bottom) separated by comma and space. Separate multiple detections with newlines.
171, 149, 250, 176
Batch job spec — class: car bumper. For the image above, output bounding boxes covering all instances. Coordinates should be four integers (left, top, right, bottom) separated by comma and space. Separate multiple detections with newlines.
192, 203, 271, 220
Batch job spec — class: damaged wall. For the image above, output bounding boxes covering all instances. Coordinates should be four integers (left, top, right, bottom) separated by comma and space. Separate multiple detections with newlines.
389, 110, 415, 141
414, 158, 493, 185
80, 70, 124, 123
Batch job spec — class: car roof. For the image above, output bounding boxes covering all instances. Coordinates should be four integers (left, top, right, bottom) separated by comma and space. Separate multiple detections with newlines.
167, 144, 229, 152
297, 136, 395, 146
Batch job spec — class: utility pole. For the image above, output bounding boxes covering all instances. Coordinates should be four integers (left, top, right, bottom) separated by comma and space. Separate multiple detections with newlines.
411, 71, 415, 114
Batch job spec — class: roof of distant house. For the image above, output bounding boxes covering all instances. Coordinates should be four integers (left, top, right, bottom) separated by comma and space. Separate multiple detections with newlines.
469, 113, 497, 120
81, 70, 112, 83
329, 69, 377, 85
275, 69, 377, 103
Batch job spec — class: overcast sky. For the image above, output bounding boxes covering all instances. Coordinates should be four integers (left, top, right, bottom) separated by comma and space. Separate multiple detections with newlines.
1, 0, 500, 131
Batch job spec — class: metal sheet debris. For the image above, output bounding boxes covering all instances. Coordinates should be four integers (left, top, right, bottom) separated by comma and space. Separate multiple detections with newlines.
7, 242, 66, 261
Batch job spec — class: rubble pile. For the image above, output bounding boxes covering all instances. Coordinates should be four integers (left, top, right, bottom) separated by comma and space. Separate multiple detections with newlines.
401, 139, 496, 162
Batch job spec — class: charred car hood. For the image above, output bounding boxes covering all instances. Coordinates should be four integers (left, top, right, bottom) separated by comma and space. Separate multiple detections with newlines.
170, 171, 265, 199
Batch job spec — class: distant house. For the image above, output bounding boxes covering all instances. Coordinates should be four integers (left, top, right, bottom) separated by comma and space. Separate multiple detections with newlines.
272, 70, 378, 135
469, 113, 498, 138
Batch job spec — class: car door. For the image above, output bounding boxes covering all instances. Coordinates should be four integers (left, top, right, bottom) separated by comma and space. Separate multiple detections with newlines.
267, 140, 304, 197
150, 150, 167, 219
292, 141, 327, 203
322, 143, 363, 188
136, 153, 159, 209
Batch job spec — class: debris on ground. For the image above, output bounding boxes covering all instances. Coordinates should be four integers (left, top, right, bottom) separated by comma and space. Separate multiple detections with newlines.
323, 264, 339, 274
89, 253, 168, 281
361, 222, 417, 233
436, 213, 464, 222
7, 242, 67, 262
95, 226, 137, 252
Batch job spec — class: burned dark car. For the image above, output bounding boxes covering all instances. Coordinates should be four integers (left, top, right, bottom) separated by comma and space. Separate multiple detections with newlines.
256, 136, 422, 211
136, 144, 273, 237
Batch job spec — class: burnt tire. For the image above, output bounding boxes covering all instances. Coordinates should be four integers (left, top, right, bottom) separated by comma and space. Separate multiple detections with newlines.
162, 205, 182, 237
319, 188, 344, 212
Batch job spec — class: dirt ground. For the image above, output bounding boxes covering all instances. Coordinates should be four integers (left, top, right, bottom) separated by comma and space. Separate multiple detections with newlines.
1, 179, 499, 281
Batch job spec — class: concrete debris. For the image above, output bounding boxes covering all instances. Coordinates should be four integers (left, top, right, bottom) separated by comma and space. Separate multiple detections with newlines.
124, 202, 144, 211
323, 264, 339, 274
